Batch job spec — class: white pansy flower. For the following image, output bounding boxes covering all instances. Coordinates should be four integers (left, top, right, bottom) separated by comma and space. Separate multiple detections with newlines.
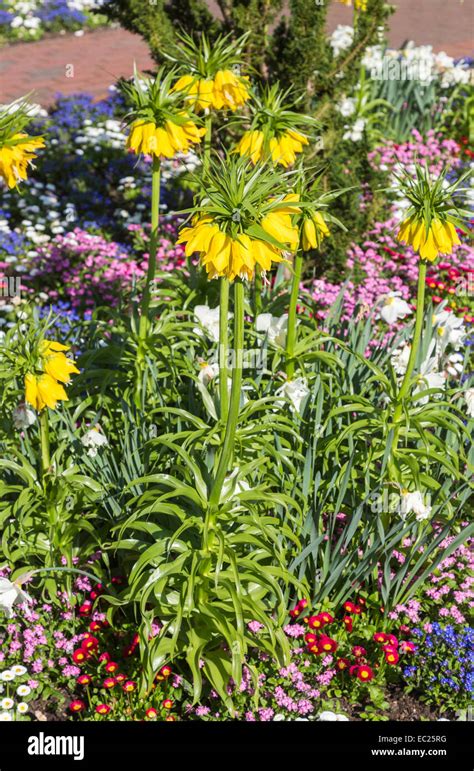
464, 387, 474, 418
1, 698, 14, 710
400, 490, 432, 522
12, 403, 37, 430
17, 702, 28, 714
0, 578, 32, 618
379, 293, 412, 325
276, 377, 310, 414
197, 361, 219, 386
16, 684, 31, 697
80, 427, 108, 458
0, 671, 15, 682
256, 313, 288, 347
318, 710, 349, 721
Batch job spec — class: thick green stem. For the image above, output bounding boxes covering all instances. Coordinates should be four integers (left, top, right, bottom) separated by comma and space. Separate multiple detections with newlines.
218, 277, 230, 422
254, 265, 263, 319
203, 113, 212, 173
40, 409, 50, 477
139, 156, 161, 340
390, 260, 427, 479
209, 280, 244, 507
285, 250, 303, 379
393, 260, 427, 422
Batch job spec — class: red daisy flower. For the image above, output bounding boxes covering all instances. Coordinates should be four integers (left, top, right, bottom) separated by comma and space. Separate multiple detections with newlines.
307, 615, 325, 630
77, 674, 92, 686
400, 641, 416, 653
72, 649, 87, 664
356, 665, 374, 682
343, 616, 353, 632
123, 680, 137, 693
69, 700, 86, 712
104, 661, 119, 673
96, 704, 111, 715
351, 645, 367, 657
320, 612, 334, 624
373, 632, 388, 644
146, 708, 158, 718
319, 636, 338, 654
103, 677, 117, 689
385, 650, 399, 665
98, 652, 111, 663
162, 699, 173, 710
336, 658, 350, 671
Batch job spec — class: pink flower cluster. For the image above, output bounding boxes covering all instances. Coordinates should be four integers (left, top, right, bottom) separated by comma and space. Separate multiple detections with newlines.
368, 130, 461, 176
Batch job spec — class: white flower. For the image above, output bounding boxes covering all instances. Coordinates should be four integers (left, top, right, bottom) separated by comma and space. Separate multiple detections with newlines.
343, 118, 366, 142
433, 310, 466, 351
12, 403, 36, 430
80, 427, 108, 457
17, 702, 28, 714
329, 25, 354, 58
379, 293, 412, 325
464, 387, 474, 418
0, 711, 12, 721
0, 578, 32, 618
16, 684, 31, 696
276, 377, 310, 414
444, 351, 464, 378
273, 714, 286, 721
1, 698, 14, 710
414, 357, 445, 404
197, 361, 219, 386
318, 710, 349, 721
256, 313, 288, 347
0, 671, 15, 682
10, 665, 27, 676
337, 97, 357, 117
400, 490, 432, 522
391, 344, 411, 375
193, 305, 223, 343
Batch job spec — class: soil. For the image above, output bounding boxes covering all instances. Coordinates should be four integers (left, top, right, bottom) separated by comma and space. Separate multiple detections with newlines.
339, 685, 454, 722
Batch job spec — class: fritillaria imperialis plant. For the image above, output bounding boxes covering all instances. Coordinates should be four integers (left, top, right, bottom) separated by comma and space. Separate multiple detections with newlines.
0, 98, 44, 189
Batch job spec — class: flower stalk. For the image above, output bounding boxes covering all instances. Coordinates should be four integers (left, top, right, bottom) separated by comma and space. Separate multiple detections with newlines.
139, 156, 161, 339
39, 409, 50, 477
209, 279, 244, 507
285, 250, 303, 379
218, 277, 230, 422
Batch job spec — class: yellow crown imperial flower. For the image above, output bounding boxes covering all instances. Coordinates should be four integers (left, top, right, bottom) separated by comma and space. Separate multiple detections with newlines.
394, 163, 469, 263
397, 216, 460, 263
167, 32, 250, 114
233, 85, 316, 168
126, 116, 205, 159
120, 69, 205, 160
25, 373, 68, 411
301, 212, 331, 251
177, 158, 300, 282
173, 70, 250, 113
40, 340, 80, 383
24, 339, 79, 411
0, 99, 45, 189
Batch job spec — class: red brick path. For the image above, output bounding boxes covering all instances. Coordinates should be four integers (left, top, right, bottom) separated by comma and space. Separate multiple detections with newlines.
0, 0, 472, 106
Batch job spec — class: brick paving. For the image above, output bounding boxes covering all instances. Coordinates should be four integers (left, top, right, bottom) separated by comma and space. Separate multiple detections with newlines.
0, 0, 472, 106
